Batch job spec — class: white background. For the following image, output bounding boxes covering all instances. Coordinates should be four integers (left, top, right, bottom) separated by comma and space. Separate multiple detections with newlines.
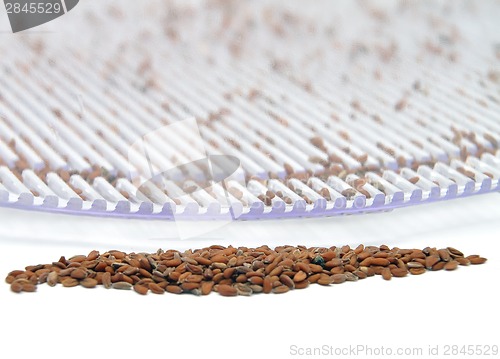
1, 192, 499, 359
1, 1, 499, 358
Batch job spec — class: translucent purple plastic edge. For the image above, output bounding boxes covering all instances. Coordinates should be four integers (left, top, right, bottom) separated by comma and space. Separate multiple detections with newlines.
1, 182, 498, 221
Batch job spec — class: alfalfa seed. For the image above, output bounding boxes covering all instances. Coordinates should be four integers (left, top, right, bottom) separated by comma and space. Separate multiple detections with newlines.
444, 261, 459, 271
217, 284, 238, 297
381, 268, 392, 280
133, 283, 149, 295
80, 278, 98, 288
112, 282, 133, 290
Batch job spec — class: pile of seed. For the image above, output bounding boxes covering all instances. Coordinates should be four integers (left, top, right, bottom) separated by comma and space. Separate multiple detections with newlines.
5, 245, 487, 296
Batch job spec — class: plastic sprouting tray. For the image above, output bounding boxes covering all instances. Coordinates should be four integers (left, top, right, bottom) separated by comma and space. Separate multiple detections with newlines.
0, 0, 499, 220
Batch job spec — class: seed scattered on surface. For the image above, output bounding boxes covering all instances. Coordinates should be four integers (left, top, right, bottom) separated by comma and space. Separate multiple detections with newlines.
133, 283, 149, 295
62, 278, 79, 287
10, 281, 23, 293
331, 273, 347, 284
217, 284, 238, 297
272, 285, 290, 294
468, 256, 487, 265
79, 278, 97, 288
102, 272, 112, 289
381, 268, 392, 281
112, 282, 133, 290
47, 272, 58, 287
5, 245, 487, 295
409, 267, 426, 275
148, 283, 165, 294
21, 283, 37, 292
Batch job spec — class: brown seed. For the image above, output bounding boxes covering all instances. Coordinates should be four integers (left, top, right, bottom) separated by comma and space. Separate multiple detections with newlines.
279, 274, 295, 289
390, 267, 408, 277
381, 268, 392, 280
331, 273, 346, 284
263, 276, 272, 294
371, 258, 390, 266
211, 255, 229, 264
10, 282, 23, 293
28, 274, 38, 285
294, 262, 311, 274
123, 267, 139, 276
249, 284, 264, 293
410, 250, 426, 260
396, 259, 406, 269
344, 272, 358, 282
431, 261, 446, 271
87, 250, 99, 261
235, 274, 247, 283
212, 262, 227, 270
164, 258, 182, 267
272, 285, 290, 294
70, 268, 87, 280
112, 281, 132, 290
408, 176, 419, 184
249, 276, 264, 285
469, 257, 487, 265
166, 285, 183, 294
308, 273, 322, 283
109, 251, 125, 260
425, 255, 440, 269
456, 257, 470, 266
330, 266, 344, 275
181, 282, 200, 291
235, 283, 253, 296
217, 284, 238, 297
149, 283, 165, 294
38, 272, 49, 284
317, 274, 332, 286
325, 258, 343, 268
201, 281, 214, 295
80, 278, 98, 288
185, 263, 203, 275
293, 270, 307, 283
68, 255, 87, 263
409, 267, 426, 275
21, 283, 37, 292
8, 270, 25, 278
62, 278, 79, 287
321, 251, 337, 262
195, 257, 212, 266
133, 284, 149, 295
447, 247, 464, 257
407, 261, 424, 269
373, 251, 389, 258
269, 265, 283, 277
438, 249, 451, 262
102, 272, 112, 288
294, 280, 309, 289
309, 264, 324, 273
94, 262, 107, 272
359, 257, 372, 266
223, 267, 236, 279
218, 279, 234, 285
353, 270, 367, 279
246, 270, 264, 278
185, 274, 204, 283
444, 261, 459, 271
